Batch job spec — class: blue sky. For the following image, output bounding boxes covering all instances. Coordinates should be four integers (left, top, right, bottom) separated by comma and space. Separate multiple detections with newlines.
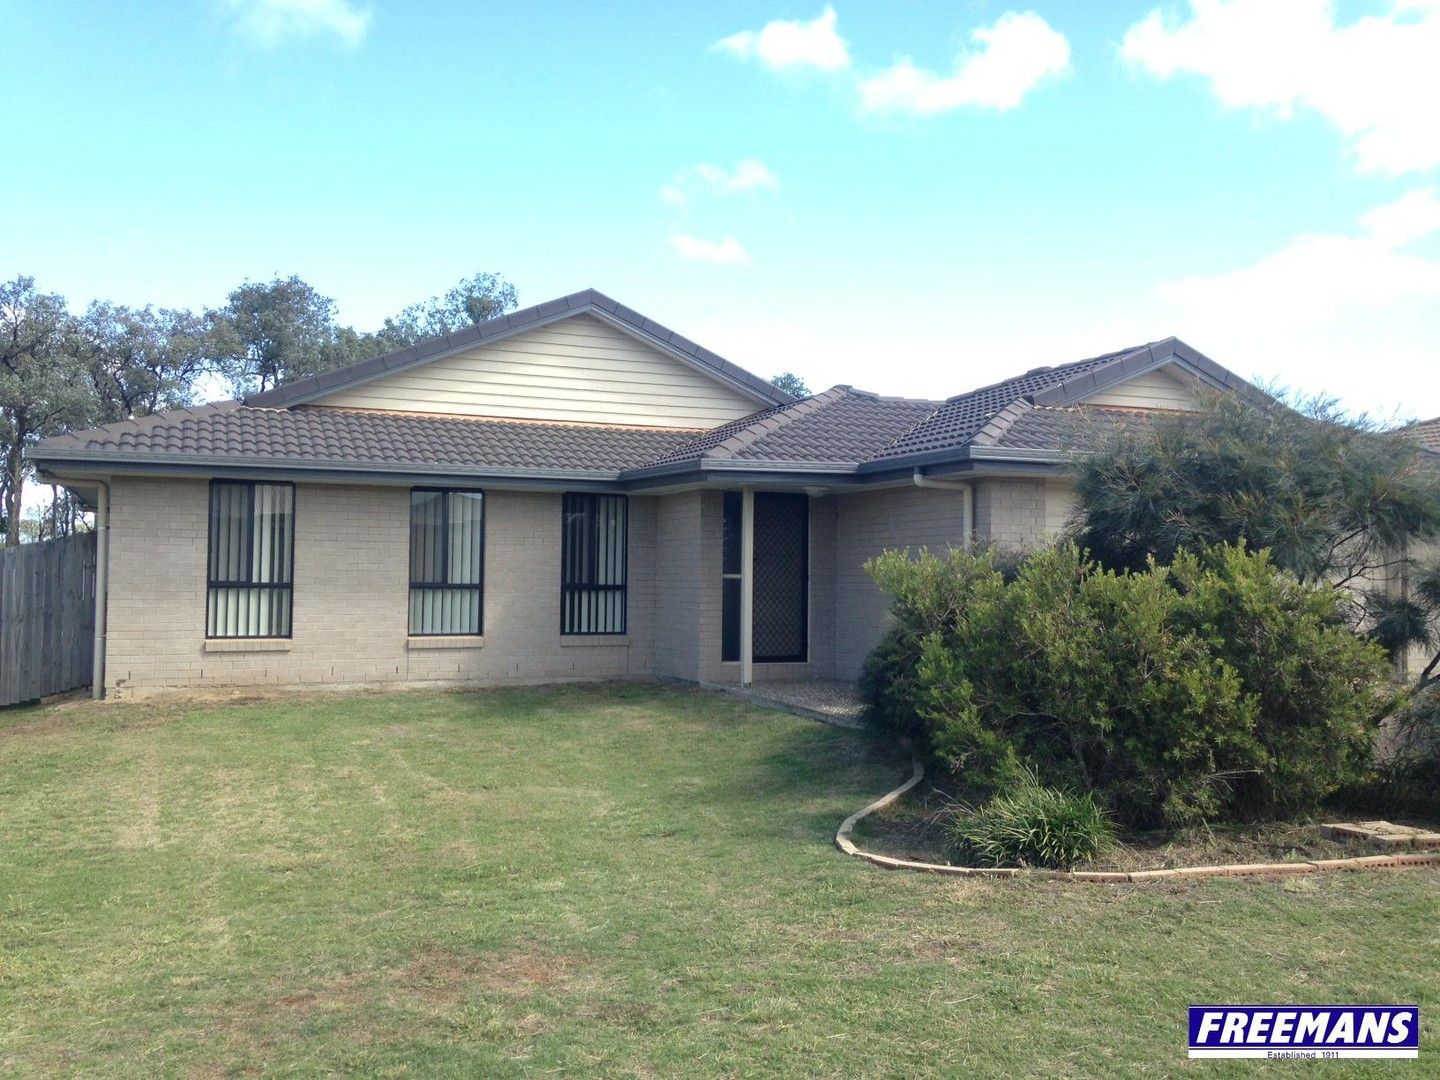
4, 1, 1438, 419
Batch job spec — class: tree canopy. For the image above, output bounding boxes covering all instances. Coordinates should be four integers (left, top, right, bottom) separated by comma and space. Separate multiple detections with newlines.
374, 273, 518, 351
1070, 390, 1440, 690
0, 270, 518, 543
769, 372, 810, 398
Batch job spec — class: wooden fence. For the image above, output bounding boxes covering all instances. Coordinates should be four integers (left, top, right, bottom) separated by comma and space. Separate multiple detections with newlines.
0, 533, 97, 707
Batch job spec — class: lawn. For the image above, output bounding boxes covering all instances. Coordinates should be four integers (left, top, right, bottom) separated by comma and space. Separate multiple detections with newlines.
1, 684, 1436, 1077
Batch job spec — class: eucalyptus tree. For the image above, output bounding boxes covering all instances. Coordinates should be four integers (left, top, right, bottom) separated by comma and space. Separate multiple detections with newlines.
0, 277, 92, 545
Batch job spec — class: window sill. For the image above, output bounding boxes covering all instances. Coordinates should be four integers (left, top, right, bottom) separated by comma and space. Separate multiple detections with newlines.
560, 635, 630, 648
204, 638, 292, 653
407, 636, 485, 650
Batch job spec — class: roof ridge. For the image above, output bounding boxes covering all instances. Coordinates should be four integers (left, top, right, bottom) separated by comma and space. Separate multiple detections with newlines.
866, 401, 946, 460
968, 400, 1033, 447
705, 386, 851, 461
940, 344, 1152, 405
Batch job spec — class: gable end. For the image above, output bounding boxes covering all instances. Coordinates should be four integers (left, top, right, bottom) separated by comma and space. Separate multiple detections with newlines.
311, 313, 767, 428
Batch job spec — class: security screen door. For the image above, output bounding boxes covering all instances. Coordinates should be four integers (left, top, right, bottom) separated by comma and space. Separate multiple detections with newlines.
723, 492, 808, 663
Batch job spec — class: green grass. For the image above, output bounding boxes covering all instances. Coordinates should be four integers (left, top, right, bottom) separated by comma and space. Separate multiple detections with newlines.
1, 684, 1436, 1077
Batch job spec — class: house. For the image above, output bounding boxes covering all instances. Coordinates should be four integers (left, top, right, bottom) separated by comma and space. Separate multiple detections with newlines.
30, 289, 1255, 699
1409, 417, 1440, 456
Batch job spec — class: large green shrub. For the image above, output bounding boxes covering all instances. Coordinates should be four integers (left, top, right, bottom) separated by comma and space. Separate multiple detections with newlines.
864, 542, 1389, 827
946, 772, 1114, 869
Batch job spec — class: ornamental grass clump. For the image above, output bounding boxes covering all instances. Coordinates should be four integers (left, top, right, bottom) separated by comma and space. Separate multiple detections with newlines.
947, 773, 1114, 870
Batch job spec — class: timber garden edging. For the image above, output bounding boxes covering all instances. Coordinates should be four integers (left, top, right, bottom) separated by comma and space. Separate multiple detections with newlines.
835, 759, 1440, 883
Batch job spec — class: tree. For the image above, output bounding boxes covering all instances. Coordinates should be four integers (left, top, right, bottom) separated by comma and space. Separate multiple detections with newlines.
0, 277, 92, 546
373, 272, 517, 351
770, 372, 810, 398
213, 276, 344, 395
74, 302, 208, 421
1071, 390, 1440, 690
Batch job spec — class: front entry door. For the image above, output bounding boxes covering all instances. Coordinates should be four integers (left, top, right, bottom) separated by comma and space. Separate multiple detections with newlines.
751, 493, 809, 662
722, 492, 810, 664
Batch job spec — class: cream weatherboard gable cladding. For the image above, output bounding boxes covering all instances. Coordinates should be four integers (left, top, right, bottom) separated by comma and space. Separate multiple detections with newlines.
1085, 364, 1202, 411
311, 314, 763, 428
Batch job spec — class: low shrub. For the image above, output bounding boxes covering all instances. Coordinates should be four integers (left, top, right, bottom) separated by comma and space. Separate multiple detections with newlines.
858, 623, 925, 740
1332, 685, 1440, 819
865, 541, 1390, 827
947, 773, 1114, 869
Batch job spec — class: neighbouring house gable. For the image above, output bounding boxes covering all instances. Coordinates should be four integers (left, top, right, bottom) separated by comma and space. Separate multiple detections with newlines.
1081, 363, 1204, 411
310, 313, 766, 428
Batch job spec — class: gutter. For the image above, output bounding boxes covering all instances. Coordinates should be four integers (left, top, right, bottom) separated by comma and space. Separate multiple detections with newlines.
912, 468, 974, 551
30, 453, 631, 493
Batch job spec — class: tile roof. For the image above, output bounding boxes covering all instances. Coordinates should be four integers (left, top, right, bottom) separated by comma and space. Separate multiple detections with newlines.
645, 387, 941, 469
983, 404, 1155, 451
34, 401, 699, 476
1407, 417, 1440, 454
866, 346, 1148, 464
31, 334, 1252, 483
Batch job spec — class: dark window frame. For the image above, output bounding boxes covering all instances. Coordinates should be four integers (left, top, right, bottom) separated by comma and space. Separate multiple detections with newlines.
408, 487, 486, 637
206, 479, 295, 640
560, 493, 628, 635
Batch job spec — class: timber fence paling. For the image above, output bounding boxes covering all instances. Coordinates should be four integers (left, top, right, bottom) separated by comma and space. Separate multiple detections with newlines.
0, 533, 97, 706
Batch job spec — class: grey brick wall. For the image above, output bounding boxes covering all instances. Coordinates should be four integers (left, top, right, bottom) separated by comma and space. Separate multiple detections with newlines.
831, 478, 1073, 679
652, 491, 703, 681
833, 485, 969, 679
973, 478, 1049, 550
102, 474, 1073, 695
105, 478, 656, 695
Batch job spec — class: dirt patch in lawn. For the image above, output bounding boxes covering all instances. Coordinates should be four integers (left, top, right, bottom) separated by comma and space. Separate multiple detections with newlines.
853, 781, 1440, 872
204, 944, 583, 1055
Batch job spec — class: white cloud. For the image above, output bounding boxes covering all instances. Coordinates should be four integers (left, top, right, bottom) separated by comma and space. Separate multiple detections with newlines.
1149, 190, 1440, 415
860, 11, 1071, 114
661, 159, 779, 209
715, 6, 851, 72
691, 160, 780, 194
1122, 0, 1440, 175
669, 234, 750, 264
223, 0, 373, 48
1362, 186, 1440, 247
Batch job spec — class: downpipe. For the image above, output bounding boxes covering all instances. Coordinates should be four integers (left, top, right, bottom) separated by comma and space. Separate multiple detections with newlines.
912, 469, 974, 551
92, 481, 110, 700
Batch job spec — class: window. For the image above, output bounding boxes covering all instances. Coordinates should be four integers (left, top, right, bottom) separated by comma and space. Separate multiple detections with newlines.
722, 491, 742, 662
207, 481, 294, 638
410, 489, 484, 636
561, 493, 627, 634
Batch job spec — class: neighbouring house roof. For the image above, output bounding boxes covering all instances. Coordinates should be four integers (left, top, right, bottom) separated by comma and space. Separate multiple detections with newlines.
243, 288, 794, 412
1407, 417, 1440, 454
30, 295, 1258, 489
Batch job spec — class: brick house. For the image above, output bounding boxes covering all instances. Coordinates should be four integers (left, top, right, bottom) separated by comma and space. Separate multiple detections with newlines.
30, 289, 1256, 698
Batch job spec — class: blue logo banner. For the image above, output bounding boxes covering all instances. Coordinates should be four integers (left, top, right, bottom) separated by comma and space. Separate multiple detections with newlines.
1188, 1006, 1419, 1059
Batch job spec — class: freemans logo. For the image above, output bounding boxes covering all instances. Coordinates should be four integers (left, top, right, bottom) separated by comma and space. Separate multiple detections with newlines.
1188, 1006, 1419, 1059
